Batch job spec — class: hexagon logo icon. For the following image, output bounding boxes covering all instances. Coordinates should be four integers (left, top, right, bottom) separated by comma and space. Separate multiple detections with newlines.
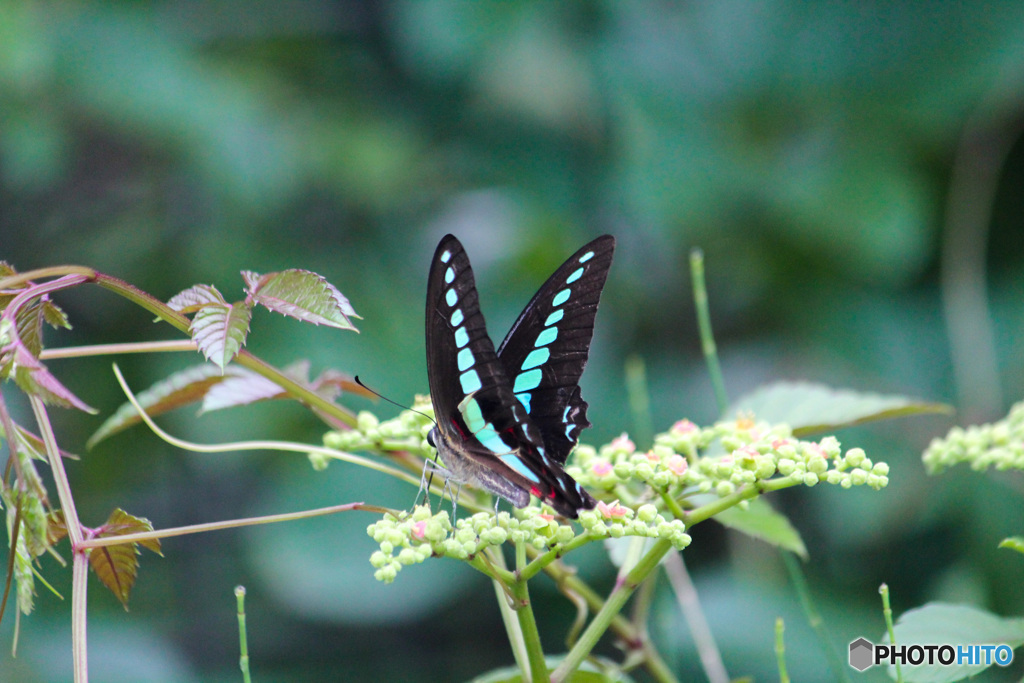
849, 637, 874, 671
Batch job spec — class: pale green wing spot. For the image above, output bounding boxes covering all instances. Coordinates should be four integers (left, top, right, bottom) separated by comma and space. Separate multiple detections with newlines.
445, 267, 455, 284
579, 251, 594, 263
565, 267, 584, 284
552, 289, 571, 306
521, 347, 550, 371
500, 453, 541, 483
445, 289, 457, 307
457, 347, 474, 371
450, 309, 464, 326
460, 369, 482, 394
513, 368, 542, 393
534, 327, 557, 347
544, 309, 564, 326
461, 396, 486, 432
515, 391, 532, 412
440, 250, 452, 263
454, 327, 469, 347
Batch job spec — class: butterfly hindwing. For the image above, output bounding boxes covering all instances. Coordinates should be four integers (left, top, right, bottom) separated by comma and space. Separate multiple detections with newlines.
496, 236, 615, 465
425, 234, 608, 518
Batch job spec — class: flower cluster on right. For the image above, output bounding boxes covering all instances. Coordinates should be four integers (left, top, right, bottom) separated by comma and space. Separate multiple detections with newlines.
923, 400, 1024, 474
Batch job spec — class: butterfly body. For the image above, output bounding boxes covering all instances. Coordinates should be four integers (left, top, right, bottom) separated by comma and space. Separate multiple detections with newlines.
425, 234, 614, 518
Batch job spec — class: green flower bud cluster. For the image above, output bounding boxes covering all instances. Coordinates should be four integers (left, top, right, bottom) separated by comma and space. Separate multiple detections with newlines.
577, 502, 691, 550
366, 505, 583, 583
570, 418, 888, 500
321, 400, 436, 466
923, 401, 1024, 475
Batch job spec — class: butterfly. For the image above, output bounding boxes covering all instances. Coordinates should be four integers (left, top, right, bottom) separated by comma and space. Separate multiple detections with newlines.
425, 234, 615, 518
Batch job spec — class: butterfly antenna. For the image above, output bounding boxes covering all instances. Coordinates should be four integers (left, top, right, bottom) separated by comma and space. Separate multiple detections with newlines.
354, 376, 437, 425
356, 376, 445, 513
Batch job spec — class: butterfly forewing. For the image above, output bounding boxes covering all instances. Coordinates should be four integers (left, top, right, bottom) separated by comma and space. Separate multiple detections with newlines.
496, 236, 615, 465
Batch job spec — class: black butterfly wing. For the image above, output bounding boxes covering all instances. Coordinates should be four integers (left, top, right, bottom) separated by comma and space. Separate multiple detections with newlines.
426, 234, 594, 517
496, 235, 615, 465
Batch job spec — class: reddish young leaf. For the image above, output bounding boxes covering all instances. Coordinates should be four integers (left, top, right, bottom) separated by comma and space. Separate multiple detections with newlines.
190, 301, 252, 371
47, 510, 68, 546
11, 344, 96, 413
89, 508, 162, 610
242, 269, 360, 331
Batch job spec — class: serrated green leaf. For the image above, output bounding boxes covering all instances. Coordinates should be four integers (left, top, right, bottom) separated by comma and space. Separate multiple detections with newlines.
243, 269, 360, 331
714, 498, 807, 558
190, 300, 251, 370
167, 284, 226, 313
729, 381, 951, 436
41, 299, 70, 330
89, 508, 162, 610
998, 536, 1024, 555
890, 603, 1024, 682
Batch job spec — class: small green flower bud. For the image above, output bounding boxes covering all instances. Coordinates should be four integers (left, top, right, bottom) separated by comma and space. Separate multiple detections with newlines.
375, 566, 398, 583
397, 548, 420, 565
636, 504, 658, 523
613, 462, 632, 480
777, 458, 796, 476
844, 448, 865, 468
802, 472, 819, 487
872, 462, 889, 476
807, 455, 828, 475
370, 551, 390, 568
379, 541, 394, 555
308, 451, 331, 471
716, 481, 735, 497
323, 431, 346, 449
357, 411, 379, 432
481, 527, 508, 545
850, 468, 868, 486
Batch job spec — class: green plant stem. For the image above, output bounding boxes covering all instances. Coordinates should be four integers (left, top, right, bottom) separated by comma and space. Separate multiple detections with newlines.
111, 363, 406, 482
683, 477, 792, 527
532, 550, 678, 683
71, 552, 89, 683
689, 248, 729, 415
40, 340, 199, 359
552, 538, 673, 682
235, 586, 251, 683
880, 583, 903, 683
29, 394, 88, 682
663, 551, 727, 683
509, 571, 549, 682
76, 502, 373, 550
775, 617, 789, 683
782, 551, 848, 683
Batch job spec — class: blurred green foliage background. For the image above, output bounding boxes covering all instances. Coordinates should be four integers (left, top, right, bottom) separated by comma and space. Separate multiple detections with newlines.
3, 2, 1024, 681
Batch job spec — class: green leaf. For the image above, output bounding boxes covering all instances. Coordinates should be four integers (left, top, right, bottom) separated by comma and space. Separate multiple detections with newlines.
729, 381, 951, 436
189, 300, 252, 371
89, 508, 162, 610
890, 603, 1024, 682
88, 360, 371, 447
87, 364, 248, 447
242, 269, 360, 331
714, 498, 807, 558
167, 284, 226, 313
998, 536, 1024, 555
